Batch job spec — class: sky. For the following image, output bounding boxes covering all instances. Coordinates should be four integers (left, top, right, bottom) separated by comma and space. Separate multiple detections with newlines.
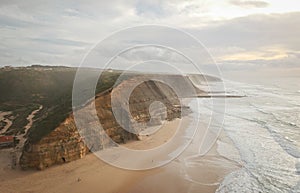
0, 0, 299, 71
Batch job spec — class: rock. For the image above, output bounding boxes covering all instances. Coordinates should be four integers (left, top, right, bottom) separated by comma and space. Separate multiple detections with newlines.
20, 79, 186, 170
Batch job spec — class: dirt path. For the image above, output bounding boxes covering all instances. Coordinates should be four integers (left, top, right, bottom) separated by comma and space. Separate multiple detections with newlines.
14, 105, 43, 165
0, 111, 13, 135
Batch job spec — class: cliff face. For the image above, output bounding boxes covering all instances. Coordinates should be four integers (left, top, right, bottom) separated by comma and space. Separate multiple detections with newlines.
20, 117, 87, 170
20, 77, 189, 170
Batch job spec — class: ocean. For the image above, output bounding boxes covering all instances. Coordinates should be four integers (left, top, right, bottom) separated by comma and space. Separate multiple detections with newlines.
215, 76, 300, 192
96, 72, 300, 193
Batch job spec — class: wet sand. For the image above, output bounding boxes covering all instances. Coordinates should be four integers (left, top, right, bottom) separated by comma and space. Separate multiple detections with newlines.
0, 116, 240, 193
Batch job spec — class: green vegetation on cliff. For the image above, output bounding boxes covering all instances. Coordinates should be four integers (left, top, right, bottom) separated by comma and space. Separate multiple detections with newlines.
0, 66, 122, 143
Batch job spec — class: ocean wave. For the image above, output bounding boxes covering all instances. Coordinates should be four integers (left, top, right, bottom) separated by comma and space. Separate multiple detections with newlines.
208, 79, 300, 192
265, 125, 300, 159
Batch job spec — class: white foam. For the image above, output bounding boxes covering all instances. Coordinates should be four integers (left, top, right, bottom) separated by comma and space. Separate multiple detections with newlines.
216, 80, 300, 192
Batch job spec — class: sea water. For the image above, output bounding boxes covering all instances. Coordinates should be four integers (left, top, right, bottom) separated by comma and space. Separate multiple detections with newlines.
216, 77, 300, 192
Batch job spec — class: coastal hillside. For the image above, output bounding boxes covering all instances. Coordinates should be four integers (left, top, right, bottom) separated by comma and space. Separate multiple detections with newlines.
0, 66, 122, 143
0, 66, 211, 170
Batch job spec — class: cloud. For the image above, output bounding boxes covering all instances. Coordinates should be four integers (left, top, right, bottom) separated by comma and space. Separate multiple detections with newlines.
229, 0, 269, 9
0, 0, 299, 70
184, 12, 300, 69
135, 0, 166, 17
30, 38, 90, 47
0, 0, 138, 66
188, 12, 300, 58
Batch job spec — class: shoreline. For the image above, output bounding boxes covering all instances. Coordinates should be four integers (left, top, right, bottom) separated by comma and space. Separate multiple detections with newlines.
0, 116, 241, 193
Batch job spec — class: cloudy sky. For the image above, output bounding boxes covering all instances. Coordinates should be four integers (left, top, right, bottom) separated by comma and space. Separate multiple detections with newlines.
0, 0, 299, 70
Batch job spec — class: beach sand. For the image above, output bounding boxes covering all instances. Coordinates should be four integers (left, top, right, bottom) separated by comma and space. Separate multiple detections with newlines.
0, 116, 240, 193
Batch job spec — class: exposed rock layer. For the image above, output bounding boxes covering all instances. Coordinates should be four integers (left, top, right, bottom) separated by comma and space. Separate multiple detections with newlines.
19, 77, 195, 170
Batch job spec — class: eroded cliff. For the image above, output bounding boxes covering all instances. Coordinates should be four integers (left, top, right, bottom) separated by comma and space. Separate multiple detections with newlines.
20, 76, 197, 170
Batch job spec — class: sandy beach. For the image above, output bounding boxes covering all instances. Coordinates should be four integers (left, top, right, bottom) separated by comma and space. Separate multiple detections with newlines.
0, 116, 240, 193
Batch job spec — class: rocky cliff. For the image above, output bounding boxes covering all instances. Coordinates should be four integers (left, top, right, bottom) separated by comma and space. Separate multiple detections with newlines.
19, 116, 87, 170
20, 75, 200, 170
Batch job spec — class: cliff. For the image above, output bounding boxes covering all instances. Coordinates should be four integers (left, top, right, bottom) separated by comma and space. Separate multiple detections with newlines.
19, 116, 87, 170
20, 75, 199, 170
